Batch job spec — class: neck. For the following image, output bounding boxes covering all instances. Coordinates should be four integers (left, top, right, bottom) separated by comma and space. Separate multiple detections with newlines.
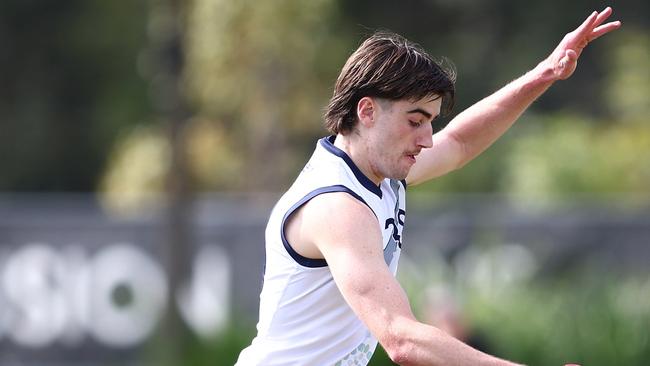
333, 134, 382, 185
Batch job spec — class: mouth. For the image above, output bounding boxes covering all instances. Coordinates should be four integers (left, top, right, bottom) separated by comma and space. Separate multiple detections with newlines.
405, 151, 420, 164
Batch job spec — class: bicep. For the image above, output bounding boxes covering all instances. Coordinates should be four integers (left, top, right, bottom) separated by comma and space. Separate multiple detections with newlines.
302, 193, 416, 341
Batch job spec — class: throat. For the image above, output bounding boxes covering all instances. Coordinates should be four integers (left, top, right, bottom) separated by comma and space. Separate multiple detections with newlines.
333, 135, 383, 185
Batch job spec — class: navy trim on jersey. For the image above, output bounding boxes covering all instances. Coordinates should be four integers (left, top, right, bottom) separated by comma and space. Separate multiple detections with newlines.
400, 179, 407, 189
320, 136, 383, 198
281, 185, 374, 268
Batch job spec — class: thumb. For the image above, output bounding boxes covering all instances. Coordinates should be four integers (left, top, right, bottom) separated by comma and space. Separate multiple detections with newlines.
559, 49, 577, 69
565, 49, 578, 62
556, 49, 579, 79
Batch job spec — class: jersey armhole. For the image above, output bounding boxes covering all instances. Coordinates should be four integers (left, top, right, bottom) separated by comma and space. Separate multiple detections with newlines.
280, 185, 375, 268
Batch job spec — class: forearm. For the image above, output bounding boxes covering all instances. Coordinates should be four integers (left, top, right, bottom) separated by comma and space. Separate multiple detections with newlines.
443, 59, 557, 168
389, 320, 524, 366
408, 8, 620, 186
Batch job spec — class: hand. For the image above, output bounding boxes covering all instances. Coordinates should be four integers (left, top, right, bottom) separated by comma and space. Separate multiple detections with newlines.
546, 7, 621, 80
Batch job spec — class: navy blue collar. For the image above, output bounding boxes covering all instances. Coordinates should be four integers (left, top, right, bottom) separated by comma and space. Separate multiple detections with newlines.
319, 136, 382, 198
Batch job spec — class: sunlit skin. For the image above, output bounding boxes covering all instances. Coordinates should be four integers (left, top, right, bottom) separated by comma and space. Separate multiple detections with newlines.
334, 96, 443, 185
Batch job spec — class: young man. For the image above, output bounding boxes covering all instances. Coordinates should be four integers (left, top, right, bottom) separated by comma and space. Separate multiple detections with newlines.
236, 8, 620, 366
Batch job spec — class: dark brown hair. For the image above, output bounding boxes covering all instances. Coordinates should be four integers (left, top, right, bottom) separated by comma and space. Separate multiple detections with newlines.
324, 31, 456, 135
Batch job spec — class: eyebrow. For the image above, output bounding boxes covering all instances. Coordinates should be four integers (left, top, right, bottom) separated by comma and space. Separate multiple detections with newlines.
406, 108, 435, 120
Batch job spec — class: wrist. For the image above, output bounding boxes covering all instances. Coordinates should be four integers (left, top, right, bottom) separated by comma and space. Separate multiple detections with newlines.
531, 58, 560, 84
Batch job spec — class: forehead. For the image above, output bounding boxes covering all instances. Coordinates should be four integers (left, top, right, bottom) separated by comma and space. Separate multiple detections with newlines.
392, 95, 442, 115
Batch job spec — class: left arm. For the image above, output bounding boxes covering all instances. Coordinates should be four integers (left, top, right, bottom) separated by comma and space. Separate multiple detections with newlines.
407, 7, 621, 186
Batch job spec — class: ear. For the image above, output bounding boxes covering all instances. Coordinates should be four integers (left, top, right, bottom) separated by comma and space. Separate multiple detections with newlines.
356, 97, 376, 128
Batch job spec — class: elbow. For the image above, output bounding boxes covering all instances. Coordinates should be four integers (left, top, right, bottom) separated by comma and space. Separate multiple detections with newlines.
385, 340, 412, 365
380, 322, 446, 366
382, 334, 418, 366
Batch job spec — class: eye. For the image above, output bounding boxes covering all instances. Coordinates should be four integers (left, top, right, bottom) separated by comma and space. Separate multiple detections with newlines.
409, 120, 423, 127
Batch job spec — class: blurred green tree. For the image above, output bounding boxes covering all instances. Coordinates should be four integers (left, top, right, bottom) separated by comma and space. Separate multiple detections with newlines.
0, 0, 151, 191
2, 0, 649, 200
182, 0, 346, 190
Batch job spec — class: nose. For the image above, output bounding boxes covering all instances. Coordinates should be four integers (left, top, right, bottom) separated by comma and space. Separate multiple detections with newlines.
417, 123, 433, 149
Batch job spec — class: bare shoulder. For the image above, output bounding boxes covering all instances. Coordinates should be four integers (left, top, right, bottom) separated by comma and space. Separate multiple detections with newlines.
287, 191, 382, 260
303, 191, 376, 226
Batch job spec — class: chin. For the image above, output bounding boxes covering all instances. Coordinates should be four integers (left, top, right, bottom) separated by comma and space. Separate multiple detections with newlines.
380, 164, 410, 181
388, 170, 409, 181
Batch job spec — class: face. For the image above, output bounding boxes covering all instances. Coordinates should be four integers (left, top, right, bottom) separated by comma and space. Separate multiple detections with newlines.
361, 95, 441, 182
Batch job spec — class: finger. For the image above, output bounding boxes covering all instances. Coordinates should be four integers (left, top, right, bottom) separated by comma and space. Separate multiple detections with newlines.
592, 6, 614, 28
590, 20, 622, 41
575, 11, 599, 36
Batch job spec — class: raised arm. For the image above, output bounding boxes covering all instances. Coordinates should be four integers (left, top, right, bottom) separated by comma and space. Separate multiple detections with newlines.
291, 192, 524, 366
406, 7, 621, 186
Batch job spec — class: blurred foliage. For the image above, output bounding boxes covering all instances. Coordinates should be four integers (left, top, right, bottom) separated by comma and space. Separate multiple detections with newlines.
182, 0, 347, 190
145, 319, 256, 366
2, 0, 649, 201
416, 109, 650, 198
605, 29, 650, 121
0, 0, 151, 191
99, 124, 170, 214
383, 244, 650, 365
141, 241, 650, 366
503, 114, 650, 197
413, 29, 650, 199
465, 278, 650, 366
166, 268, 650, 365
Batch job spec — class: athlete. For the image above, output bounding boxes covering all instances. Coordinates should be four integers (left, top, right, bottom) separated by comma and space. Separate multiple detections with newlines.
236, 7, 620, 366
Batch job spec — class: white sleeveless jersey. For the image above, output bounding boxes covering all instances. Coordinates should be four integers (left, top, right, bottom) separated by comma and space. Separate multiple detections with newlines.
236, 136, 406, 366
